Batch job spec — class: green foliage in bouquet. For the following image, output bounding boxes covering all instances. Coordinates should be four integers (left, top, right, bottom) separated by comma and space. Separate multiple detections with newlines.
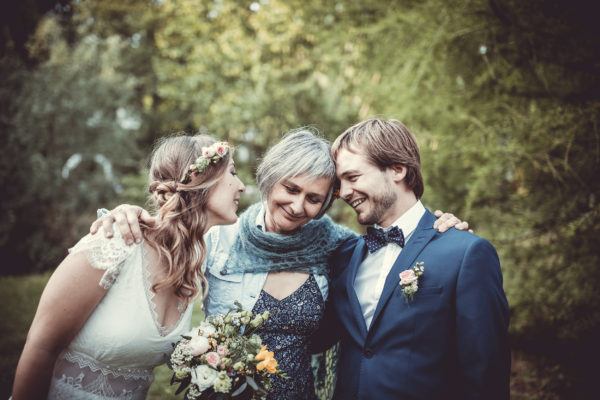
168, 302, 286, 400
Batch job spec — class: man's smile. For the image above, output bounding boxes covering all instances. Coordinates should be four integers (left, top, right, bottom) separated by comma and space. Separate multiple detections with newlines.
350, 198, 366, 208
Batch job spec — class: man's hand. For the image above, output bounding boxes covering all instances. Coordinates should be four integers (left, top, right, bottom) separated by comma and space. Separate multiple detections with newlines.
90, 204, 155, 245
433, 210, 473, 233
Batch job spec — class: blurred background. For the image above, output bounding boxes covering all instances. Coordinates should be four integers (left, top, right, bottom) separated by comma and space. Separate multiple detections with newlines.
1, 0, 598, 398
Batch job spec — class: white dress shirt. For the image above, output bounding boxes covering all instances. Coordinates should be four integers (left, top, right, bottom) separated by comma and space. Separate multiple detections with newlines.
353, 200, 426, 329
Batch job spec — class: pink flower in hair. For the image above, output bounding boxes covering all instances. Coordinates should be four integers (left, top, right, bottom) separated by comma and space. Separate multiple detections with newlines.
202, 146, 216, 158
215, 143, 228, 156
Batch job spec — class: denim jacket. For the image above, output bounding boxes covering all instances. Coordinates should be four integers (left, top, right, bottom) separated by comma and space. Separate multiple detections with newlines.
202, 204, 329, 317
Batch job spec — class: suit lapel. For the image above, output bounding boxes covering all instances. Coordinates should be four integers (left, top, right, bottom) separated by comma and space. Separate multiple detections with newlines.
368, 210, 438, 332
342, 237, 369, 339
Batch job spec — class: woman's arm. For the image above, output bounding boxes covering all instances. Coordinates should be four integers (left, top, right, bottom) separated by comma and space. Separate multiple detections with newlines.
91, 206, 471, 247
11, 252, 108, 399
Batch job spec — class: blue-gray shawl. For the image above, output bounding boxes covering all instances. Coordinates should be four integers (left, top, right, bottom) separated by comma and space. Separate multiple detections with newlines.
225, 203, 357, 276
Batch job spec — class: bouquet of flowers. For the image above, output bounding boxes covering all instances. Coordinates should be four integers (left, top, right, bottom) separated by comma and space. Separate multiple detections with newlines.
169, 302, 284, 399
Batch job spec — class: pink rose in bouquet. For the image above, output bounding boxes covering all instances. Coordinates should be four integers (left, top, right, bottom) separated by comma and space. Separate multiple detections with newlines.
205, 351, 221, 368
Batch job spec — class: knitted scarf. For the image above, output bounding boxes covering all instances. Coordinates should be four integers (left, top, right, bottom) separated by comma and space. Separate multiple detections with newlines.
225, 202, 357, 276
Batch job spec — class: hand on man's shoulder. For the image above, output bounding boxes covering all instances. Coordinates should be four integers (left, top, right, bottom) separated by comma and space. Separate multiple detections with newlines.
434, 225, 495, 250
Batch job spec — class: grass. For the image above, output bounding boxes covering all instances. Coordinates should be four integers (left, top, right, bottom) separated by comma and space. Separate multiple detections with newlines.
1, 272, 570, 399
0, 272, 51, 399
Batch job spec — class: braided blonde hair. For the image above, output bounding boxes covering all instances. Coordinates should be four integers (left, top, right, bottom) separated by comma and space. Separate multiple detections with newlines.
142, 134, 231, 302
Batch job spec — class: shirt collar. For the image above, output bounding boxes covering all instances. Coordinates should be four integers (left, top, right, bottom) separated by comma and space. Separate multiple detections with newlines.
375, 200, 425, 239
255, 203, 267, 232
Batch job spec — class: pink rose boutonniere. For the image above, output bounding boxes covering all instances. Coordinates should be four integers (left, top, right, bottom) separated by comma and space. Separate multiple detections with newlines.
399, 261, 425, 302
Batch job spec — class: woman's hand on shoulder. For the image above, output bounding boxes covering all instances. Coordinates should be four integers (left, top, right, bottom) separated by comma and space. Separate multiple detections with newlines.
433, 210, 473, 233
90, 204, 154, 245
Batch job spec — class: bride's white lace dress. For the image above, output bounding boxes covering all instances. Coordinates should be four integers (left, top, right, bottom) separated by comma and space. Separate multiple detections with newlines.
47, 229, 193, 400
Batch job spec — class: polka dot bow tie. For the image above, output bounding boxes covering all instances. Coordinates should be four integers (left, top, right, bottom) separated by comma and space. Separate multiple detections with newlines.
363, 226, 405, 253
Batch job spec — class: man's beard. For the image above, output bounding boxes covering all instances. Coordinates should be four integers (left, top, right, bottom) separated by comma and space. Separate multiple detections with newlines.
358, 185, 397, 226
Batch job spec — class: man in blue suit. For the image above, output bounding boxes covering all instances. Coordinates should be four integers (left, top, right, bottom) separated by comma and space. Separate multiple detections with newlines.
319, 118, 510, 399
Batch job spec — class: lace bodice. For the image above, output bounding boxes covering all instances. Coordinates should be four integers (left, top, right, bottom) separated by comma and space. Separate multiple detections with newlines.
47, 227, 194, 400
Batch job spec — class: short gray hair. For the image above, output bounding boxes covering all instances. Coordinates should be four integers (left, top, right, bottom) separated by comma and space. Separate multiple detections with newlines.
256, 127, 336, 219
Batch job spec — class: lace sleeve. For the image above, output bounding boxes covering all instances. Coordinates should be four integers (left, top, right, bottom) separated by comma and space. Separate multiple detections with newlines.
68, 225, 137, 290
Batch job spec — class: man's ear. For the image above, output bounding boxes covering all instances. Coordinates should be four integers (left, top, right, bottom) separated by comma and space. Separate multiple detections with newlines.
389, 164, 407, 183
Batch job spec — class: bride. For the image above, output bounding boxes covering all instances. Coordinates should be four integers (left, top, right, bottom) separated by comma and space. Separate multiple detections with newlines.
11, 135, 245, 399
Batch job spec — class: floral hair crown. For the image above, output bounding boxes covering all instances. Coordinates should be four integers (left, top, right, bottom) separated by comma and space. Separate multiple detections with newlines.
180, 141, 230, 184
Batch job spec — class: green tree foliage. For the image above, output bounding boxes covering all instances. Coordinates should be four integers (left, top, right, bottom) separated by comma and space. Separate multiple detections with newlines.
1, 4, 149, 273
151, 0, 363, 176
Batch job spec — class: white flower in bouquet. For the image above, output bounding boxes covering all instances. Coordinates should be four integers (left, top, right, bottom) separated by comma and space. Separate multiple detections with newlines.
187, 384, 202, 399
249, 334, 262, 347
213, 315, 225, 327
191, 365, 218, 392
197, 321, 217, 337
213, 371, 232, 393
173, 366, 190, 380
224, 311, 243, 326
233, 361, 244, 371
218, 357, 231, 369
188, 335, 210, 356
170, 341, 194, 366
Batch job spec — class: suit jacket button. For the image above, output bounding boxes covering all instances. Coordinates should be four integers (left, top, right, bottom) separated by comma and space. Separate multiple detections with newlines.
220, 269, 228, 275
364, 348, 373, 358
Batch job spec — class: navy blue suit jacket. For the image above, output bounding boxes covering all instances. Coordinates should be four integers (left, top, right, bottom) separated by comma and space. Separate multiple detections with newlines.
316, 210, 510, 400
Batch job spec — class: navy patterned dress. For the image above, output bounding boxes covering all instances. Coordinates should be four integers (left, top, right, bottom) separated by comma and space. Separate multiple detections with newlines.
252, 274, 324, 400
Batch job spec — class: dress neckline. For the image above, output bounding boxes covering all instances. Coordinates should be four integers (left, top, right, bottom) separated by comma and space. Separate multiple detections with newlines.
141, 242, 190, 337
260, 274, 315, 303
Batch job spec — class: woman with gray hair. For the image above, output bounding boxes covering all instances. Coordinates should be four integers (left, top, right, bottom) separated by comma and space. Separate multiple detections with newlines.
202, 128, 354, 399
92, 128, 465, 399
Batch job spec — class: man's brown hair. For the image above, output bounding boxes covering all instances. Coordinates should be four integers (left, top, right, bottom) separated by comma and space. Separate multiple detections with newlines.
331, 118, 424, 198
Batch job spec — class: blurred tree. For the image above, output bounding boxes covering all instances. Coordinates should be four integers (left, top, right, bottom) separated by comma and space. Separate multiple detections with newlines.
151, 0, 361, 174
0, 0, 71, 60
1, 3, 152, 273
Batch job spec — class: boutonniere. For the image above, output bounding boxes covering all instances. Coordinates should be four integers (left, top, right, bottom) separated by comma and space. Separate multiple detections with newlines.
399, 262, 425, 302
